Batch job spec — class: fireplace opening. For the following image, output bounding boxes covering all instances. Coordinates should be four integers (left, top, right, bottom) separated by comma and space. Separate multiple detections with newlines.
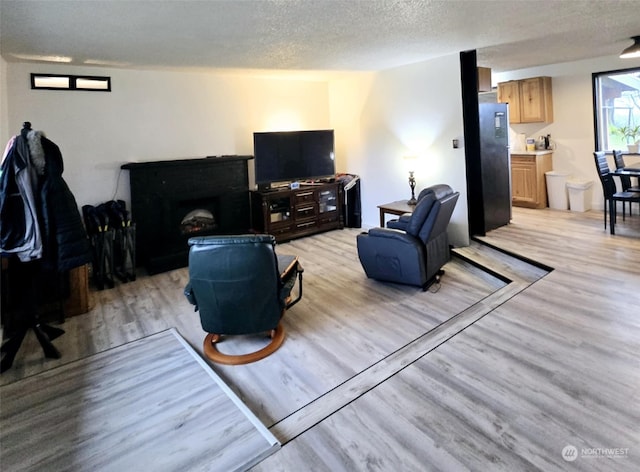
180, 209, 217, 235
177, 196, 220, 238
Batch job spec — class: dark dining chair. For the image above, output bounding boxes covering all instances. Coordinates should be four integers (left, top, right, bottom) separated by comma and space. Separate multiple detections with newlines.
613, 150, 640, 215
593, 151, 640, 234
613, 149, 640, 173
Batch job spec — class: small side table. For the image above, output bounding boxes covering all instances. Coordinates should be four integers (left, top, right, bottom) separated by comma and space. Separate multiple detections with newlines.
377, 200, 415, 227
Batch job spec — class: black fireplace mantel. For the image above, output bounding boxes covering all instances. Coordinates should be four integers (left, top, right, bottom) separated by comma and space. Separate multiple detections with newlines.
121, 155, 253, 171
122, 155, 253, 274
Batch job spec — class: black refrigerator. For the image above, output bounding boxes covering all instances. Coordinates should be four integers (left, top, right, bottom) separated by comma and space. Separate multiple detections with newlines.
476, 102, 511, 232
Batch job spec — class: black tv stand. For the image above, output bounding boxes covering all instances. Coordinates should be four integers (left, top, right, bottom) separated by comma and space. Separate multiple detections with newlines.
251, 182, 344, 242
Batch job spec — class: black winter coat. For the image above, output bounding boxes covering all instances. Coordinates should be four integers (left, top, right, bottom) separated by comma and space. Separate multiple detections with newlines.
38, 136, 92, 271
0, 133, 91, 272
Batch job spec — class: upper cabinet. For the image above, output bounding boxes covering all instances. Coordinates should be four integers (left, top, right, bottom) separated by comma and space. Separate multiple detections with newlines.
497, 80, 521, 123
477, 67, 492, 92
497, 76, 553, 124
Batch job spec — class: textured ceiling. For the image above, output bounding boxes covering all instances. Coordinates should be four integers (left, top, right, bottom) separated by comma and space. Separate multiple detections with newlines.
1, 0, 639, 74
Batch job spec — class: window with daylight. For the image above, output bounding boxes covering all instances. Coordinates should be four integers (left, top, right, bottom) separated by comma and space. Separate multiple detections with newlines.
31, 73, 111, 91
593, 67, 640, 153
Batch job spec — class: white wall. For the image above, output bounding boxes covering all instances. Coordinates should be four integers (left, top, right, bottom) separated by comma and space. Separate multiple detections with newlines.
5, 57, 469, 247
494, 55, 640, 210
329, 54, 469, 247
9, 53, 635, 245
4, 63, 331, 207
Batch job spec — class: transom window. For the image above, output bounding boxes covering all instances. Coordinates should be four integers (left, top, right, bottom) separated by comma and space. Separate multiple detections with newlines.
592, 67, 640, 153
30, 73, 111, 91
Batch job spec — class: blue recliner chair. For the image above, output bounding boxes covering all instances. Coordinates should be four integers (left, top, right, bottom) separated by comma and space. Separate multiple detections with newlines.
356, 184, 459, 290
184, 234, 303, 365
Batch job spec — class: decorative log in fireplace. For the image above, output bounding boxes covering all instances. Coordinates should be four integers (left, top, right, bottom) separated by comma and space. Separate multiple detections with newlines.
122, 156, 253, 274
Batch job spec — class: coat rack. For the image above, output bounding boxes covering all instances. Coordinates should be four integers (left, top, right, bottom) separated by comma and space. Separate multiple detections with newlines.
1, 259, 66, 372
1, 122, 66, 373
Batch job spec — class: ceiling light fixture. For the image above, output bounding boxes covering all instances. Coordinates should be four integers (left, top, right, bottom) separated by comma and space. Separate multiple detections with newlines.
10, 53, 72, 63
620, 36, 640, 59
84, 59, 131, 67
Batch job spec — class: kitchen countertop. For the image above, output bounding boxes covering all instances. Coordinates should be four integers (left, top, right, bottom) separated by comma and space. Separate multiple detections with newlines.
511, 150, 554, 156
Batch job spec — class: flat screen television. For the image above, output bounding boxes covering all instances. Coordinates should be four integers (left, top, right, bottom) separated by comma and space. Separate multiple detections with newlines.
254, 130, 335, 189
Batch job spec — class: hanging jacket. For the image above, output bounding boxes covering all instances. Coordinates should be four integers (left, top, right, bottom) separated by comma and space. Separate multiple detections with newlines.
0, 134, 43, 261
0, 131, 91, 271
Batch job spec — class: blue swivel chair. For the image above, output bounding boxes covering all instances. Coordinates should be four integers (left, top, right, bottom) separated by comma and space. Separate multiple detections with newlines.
184, 234, 303, 365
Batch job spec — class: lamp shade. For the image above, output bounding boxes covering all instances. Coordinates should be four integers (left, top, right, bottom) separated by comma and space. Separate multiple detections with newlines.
620, 36, 640, 59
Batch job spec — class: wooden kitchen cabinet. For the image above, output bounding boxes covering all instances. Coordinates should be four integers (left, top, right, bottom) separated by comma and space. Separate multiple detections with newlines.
477, 67, 492, 92
498, 76, 553, 124
520, 77, 553, 123
511, 152, 553, 208
497, 80, 521, 123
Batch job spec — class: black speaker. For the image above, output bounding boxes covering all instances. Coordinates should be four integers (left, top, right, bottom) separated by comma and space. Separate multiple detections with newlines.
338, 174, 361, 228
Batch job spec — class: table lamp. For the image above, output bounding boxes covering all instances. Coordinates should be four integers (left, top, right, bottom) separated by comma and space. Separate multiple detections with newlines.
404, 155, 418, 205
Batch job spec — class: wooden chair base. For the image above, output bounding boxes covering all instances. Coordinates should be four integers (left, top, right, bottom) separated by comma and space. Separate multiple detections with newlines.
202, 322, 285, 365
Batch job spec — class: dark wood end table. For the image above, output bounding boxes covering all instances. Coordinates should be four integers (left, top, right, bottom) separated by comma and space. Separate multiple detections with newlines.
377, 200, 416, 227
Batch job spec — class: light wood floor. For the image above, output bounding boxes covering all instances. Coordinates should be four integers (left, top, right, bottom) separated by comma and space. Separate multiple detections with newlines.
1, 329, 279, 472
1, 207, 639, 471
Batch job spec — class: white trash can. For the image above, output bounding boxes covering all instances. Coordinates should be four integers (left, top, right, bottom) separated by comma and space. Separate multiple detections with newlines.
567, 180, 593, 212
545, 171, 570, 210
